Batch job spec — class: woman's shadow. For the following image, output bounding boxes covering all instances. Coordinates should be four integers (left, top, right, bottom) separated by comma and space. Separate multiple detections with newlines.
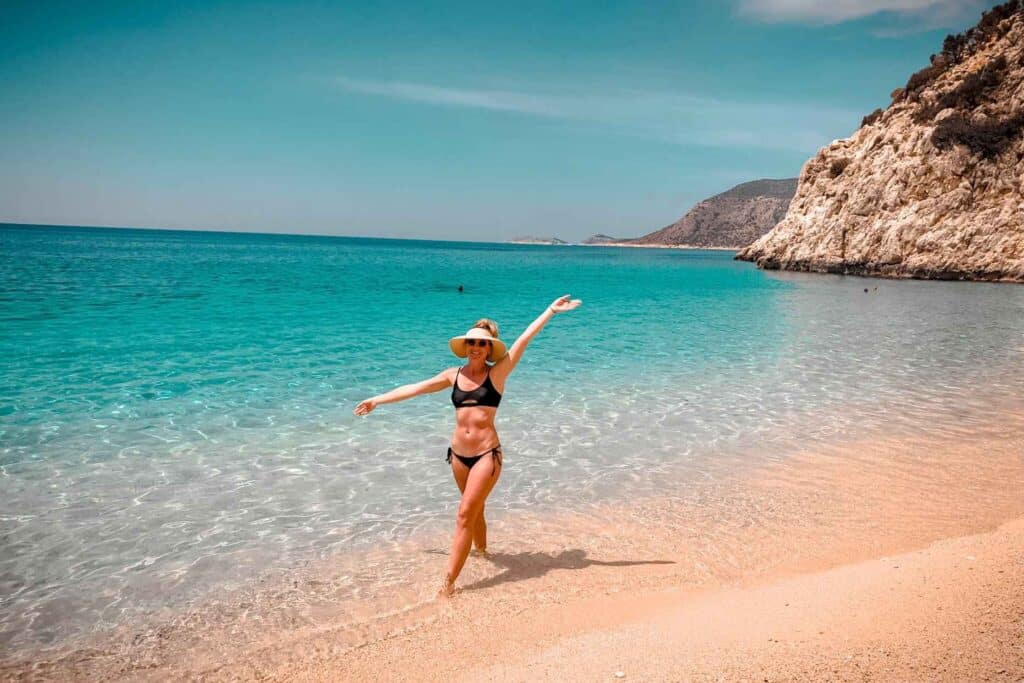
428, 549, 674, 592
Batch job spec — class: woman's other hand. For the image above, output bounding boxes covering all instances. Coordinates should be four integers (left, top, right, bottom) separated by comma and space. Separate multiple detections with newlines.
354, 398, 378, 416
549, 294, 582, 314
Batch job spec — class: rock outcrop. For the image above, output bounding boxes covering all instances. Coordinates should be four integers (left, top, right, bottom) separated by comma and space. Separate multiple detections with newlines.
633, 179, 797, 248
738, 1, 1024, 282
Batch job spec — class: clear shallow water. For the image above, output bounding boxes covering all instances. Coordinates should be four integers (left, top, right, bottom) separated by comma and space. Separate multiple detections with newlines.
2, 223, 1024, 652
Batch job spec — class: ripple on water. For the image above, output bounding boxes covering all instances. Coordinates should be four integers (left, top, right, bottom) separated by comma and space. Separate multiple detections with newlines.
2, 228, 1024, 654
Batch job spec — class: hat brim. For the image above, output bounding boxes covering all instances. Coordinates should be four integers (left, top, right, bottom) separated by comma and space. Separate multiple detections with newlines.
449, 335, 507, 363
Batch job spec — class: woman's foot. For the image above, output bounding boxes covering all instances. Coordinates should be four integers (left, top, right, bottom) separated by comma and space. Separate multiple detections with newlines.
471, 547, 491, 560
437, 574, 456, 598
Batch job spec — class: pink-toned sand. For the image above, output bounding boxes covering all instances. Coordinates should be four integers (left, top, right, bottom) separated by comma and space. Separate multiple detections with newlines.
232, 432, 1024, 682
4, 432, 1022, 681
254, 518, 1022, 682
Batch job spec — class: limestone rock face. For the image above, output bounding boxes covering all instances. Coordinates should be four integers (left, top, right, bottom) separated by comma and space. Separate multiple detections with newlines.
738, 2, 1024, 282
635, 179, 797, 248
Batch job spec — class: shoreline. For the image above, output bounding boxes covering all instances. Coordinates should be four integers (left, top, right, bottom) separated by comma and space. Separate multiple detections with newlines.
578, 242, 739, 251
336, 517, 1024, 682
6, 223, 742, 251
6, 425, 1022, 680
11, 519, 1020, 681
269, 431, 1024, 682
505, 239, 740, 251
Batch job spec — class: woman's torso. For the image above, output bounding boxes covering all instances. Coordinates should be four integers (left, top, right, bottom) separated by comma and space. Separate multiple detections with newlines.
450, 366, 503, 453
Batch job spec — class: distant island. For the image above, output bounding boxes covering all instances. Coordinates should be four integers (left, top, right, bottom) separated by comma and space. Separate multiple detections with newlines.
580, 234, 625, 245
507, 236, 569, 245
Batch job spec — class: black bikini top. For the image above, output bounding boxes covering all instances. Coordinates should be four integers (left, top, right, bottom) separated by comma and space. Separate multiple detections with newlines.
451, 367, 502, 409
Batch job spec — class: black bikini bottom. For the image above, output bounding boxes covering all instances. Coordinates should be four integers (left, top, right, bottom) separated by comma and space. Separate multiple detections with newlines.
446, 445, 502, 474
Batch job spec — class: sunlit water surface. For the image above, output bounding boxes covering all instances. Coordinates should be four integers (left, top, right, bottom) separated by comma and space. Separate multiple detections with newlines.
2, 224, 1024, 653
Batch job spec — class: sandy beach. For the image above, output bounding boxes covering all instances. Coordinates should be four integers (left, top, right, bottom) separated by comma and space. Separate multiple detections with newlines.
323, 518, 1024, 682
266, 432, 1024, 682
6, 425, 1021, 682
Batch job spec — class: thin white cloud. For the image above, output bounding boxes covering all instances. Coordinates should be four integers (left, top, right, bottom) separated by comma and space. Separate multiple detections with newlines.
735, 0, 987, 26
335, 77, 562, 117
334, 76, 860, 153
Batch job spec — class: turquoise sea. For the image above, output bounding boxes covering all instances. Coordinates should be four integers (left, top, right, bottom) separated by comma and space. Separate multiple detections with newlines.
2, 223, 1024, 653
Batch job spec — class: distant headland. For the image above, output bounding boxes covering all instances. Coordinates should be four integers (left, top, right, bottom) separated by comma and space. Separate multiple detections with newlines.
504, 177, 797, 250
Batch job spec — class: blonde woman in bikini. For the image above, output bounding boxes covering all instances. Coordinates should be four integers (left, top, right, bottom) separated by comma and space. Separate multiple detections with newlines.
354, 295, 582, 596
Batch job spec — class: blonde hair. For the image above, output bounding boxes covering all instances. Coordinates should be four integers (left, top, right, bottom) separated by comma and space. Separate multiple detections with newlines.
472, 318, 499, 338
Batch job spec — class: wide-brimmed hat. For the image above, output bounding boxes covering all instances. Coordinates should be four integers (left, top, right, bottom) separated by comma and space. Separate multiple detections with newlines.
449, 327, 507, 362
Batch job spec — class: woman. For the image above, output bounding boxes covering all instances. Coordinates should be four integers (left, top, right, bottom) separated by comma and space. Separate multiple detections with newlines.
354, 294, 582, 596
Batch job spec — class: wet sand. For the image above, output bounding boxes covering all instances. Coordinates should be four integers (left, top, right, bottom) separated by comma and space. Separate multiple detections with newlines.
3, 429, 1022, 681
269, 432, 1024, 682
326, 518, 1024, 682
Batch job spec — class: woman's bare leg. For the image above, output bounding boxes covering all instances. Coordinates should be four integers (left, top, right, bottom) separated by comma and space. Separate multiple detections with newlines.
450, 458, 488, 552
473, 503, 487, 552
443, 458, 501, 593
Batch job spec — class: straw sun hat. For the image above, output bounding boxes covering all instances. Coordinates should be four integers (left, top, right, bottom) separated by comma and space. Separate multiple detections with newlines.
449, 327, 508, 363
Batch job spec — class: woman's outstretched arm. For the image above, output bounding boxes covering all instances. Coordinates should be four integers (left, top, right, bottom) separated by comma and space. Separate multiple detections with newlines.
493, 294, 581, 379
354, 368, 453, 416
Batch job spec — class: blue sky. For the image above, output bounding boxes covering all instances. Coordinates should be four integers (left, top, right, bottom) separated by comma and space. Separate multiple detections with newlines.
0, 0, 1000, 241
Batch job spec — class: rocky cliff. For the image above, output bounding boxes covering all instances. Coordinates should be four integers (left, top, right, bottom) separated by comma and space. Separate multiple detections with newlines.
634, 178, 797, 248
737, 1, 1024, 282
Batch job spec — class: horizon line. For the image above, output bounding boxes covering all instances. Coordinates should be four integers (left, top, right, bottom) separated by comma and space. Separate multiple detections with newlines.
0, 221, 654, 247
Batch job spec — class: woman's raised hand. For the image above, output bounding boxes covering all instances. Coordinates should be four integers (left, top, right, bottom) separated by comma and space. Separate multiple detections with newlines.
353, 398, 378, 416
549, 294, 582, 314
